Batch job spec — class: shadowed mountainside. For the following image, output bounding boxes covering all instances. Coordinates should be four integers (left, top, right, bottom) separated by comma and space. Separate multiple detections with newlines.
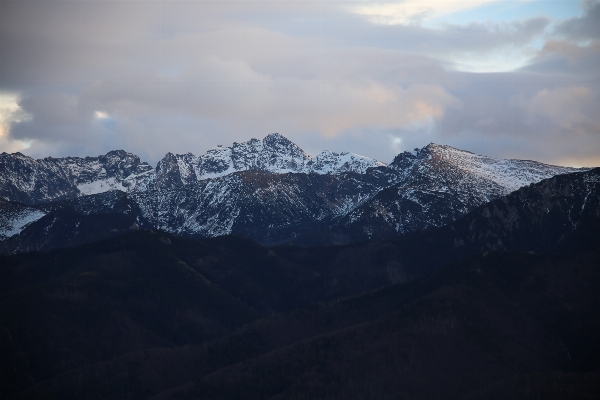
1, 168, 599, 399
5, 249, 599, 399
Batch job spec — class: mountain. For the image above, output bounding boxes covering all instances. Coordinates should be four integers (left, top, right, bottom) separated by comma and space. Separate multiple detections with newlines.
3, 165, 598, 299
0, 232, 265, 396
147, 133, 386, 190
152, 251, 600, 400
3, 229, 599, 399
276, 167, 600, 287
0, 198, 45, 241
0, 134, 587, 249
2, 166, 599, 399
328, 143, 583, 243
0, 150, 153, 204
0, 134, 384, 202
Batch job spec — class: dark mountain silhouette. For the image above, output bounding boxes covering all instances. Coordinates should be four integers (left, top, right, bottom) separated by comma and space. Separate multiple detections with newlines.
1, 167, 599, 399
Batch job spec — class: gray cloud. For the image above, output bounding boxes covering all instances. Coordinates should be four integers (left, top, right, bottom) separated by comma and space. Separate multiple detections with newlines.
556, 1, 600, 41
0, 1, 598, 167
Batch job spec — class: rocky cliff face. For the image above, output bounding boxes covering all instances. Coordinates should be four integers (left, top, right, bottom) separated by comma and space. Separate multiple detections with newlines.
0, 152, 80, 204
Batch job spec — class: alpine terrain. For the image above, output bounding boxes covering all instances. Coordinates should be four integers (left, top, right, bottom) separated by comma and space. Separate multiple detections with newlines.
1, 166, 599, 399
0, 133, 585, 251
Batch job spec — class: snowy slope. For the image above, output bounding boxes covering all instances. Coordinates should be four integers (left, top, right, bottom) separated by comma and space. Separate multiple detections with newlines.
308, 151, 386, 174
0, 150, 153, 204
130, 171, 385, 244
337, 144, 586, 242
404, 144, 579, 193
152, 133, 385, 187
46, 150, 154, 195
0, 198, 46, 241
0, 137, 590, 247
0, 133, 385, 205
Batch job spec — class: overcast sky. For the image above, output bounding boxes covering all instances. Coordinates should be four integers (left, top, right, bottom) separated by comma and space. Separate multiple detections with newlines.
1, 0, 599, 167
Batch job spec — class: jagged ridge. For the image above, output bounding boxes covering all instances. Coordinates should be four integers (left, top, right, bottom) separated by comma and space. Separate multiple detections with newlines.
0, 135, 589, 248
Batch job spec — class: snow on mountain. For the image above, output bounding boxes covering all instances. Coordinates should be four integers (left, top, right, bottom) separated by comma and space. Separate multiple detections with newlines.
48, 150, 154, 195
401, 144, 579, 194
0, 150, 153, 204
152, 133, 384, 187
130, 171, 386, 244
0, 152, 80, 204
0, 135, 591, 248
307, 151, 386, 174
390, 143, 582, 204
0, 133, 385, 203
335, 143, 587, 242
0, 198, 46, 241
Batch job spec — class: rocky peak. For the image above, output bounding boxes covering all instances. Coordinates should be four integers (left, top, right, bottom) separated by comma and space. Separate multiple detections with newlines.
155, 152, 177, 176
98, 150, 151, 178
225, 134, 309, 172
308, 150, 385, 174
155, 152, 182, 189
390, 151, 418, 170
149, 133, 384, 186
0, 152, 79, 204
1, 152, 29, 160
0, 152, 35, 168
263, 133, 309, 157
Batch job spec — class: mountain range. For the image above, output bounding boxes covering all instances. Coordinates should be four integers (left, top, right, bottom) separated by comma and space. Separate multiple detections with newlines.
0, 133, 584, 252
1, 134, 599, 399
1, 164, 599, 399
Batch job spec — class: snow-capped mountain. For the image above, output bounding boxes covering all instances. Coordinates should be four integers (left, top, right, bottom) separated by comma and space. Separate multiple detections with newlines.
152, 133, 385, 189
0, 134, 590, 250
130, 171, 385, 241
332, 143, 582, 243
0, 152, 80, 204
54, 150, 154, 195
0, 150, 153, 204
152, 134, 312, 188
0, 133, 384, 201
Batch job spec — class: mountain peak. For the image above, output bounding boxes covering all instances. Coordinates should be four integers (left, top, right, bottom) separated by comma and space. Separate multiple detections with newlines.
423, 143, 474, 155
149, 133, 385, 183
2, 152, 32, 161
105, 149, 129, 157
391, 143, 475, 165
263, 132, 288, 142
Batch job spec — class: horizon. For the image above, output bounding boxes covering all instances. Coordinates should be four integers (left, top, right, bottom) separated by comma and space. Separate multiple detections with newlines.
2, 132, 590, 169
1, 1, 599, 168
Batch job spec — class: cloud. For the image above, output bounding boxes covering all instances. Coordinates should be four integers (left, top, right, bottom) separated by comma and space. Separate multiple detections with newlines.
349, 0, 496, 26
0, 92, 32, 153
0, 0, 598, 168
527, 85, 600, 134
312, 15, 550, 72
20, 58, 459, 149
556, 1, 600, 41
10, 93, 87, 142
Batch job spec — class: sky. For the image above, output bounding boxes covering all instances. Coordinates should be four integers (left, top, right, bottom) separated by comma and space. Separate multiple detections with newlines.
1, 0, 599, 167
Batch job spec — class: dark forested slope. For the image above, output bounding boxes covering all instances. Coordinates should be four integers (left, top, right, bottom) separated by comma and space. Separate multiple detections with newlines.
1, 168, 599, 399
